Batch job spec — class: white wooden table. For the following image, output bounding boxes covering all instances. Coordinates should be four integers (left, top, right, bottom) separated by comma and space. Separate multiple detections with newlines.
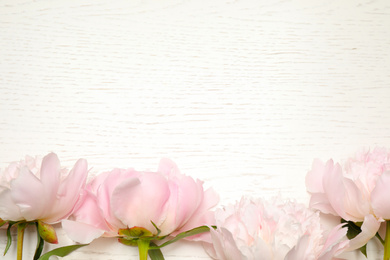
1, 0, 389, 259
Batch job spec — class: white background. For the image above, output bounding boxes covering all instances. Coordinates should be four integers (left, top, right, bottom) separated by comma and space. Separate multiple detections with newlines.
1, 0, 389, 259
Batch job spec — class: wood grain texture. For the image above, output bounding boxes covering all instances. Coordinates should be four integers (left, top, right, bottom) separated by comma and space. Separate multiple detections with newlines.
0, 0, 389, 259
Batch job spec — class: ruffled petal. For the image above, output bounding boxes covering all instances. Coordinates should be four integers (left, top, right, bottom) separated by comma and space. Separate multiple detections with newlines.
175, 187, 219, 241
111, 173, 170, 234
371, 171, 390, 220
309, 193, 338, 216
94, 168, 139, 229
43, 158, 88, 223
62, 219, 105, 244
318, 224, 349, 259
306, 159, 327, 193
159, 175, 203, 234
10, 167, 45, 221
346, 214, 381, 251
39, 153, 61, 203
0, 186, 22, 221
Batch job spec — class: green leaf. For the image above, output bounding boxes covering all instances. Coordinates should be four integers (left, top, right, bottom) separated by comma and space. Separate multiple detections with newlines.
149, 226, 211, 249
34, 222, 45, 260
341, 219, 367, 257
0, 219, 6, 228
3, 221, 17, 256
148, 242, 165, 260
37, 244, 88, 260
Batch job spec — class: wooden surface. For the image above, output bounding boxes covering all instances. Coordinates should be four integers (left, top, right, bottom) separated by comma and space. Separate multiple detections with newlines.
1, 0, 390, 259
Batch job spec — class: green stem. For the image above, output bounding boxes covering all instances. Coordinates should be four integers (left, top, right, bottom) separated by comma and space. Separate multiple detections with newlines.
17, 223, 28, 260
137, 239, 150, 260
384, 221, 390, 260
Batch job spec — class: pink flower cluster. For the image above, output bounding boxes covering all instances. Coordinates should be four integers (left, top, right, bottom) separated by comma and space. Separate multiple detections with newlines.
62, 158, 219, 244
4, 148, 389, 259
306, 147, 390, 250
204, 197, 348, 260
0, 153, 87, 225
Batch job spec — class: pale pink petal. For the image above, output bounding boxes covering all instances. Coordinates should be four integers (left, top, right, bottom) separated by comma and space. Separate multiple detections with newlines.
342, 178, 370, 221
10, 167, 46, 221
39, 153, 61, 201
68, 191, 110, 232
309, 193, 338, 216
371, 171, 390, 219
322, 161, 348, 219
159, 176, 203, 234
346, 214, 381, 251
111, 173, 170, 234
0, 187, 22, 221
318, 224, 349, 259
306, 159, 327, 193
94, 168, 140, 228
175, 187, 219, 241
285, 235, 310, 260
157, 158, 179, 178
62, 219, 105, 244
209, 227, 244, 260
323, 161, 368, 222
44, 158, 88, 223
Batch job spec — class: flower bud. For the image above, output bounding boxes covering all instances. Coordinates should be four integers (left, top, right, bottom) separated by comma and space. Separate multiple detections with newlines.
38, 220, 58, 244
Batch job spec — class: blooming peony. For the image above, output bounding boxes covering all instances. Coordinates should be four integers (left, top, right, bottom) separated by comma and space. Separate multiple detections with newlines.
0, 153, 88, 224
62, 158, 219, 244
306, 147, 390, 250
204, 197, 348, 260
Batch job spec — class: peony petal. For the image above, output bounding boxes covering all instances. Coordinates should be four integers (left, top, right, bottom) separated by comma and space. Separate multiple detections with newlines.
157, 158, 179, 178
306, 159, 327, 193
111, 172, 170, 234
309, 193, 338, 216
95, 168, 140, 229
39, 153, 61, 201
10, 167, 46, 221
158, 176, 203, 234
43, 158, 88, 223
346, 214, 381, 251
62, 219, 105, 244
175, 187, 219, 241
322, 161, 347, 219
322, 161, 368, 222
342, 178, 370, 221
285, 235, 310, 260
371, 171, 390, 220
209, 227, 244, 260
0, 186, 22, 221
69, 191, 111, 233
318, 224, 349, 259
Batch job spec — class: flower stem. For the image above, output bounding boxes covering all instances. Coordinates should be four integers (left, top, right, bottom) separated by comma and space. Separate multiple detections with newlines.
137, 239, 150, 260
17, 223, 28, 260
384, 221, 390, 260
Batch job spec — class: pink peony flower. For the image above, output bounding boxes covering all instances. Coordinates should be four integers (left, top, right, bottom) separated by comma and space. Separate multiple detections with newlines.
306, 147, 390, 250
62, 158, 219, 244
204, 197, 348, 260
0, 153, 88, 224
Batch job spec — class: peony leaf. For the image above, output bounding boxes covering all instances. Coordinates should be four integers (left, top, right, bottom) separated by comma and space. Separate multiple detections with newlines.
3, 221, 17, 256
149, 226, 212, 249
341, 219, 367, 257
37, 244, 88, 260
148, 242, 165, 260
